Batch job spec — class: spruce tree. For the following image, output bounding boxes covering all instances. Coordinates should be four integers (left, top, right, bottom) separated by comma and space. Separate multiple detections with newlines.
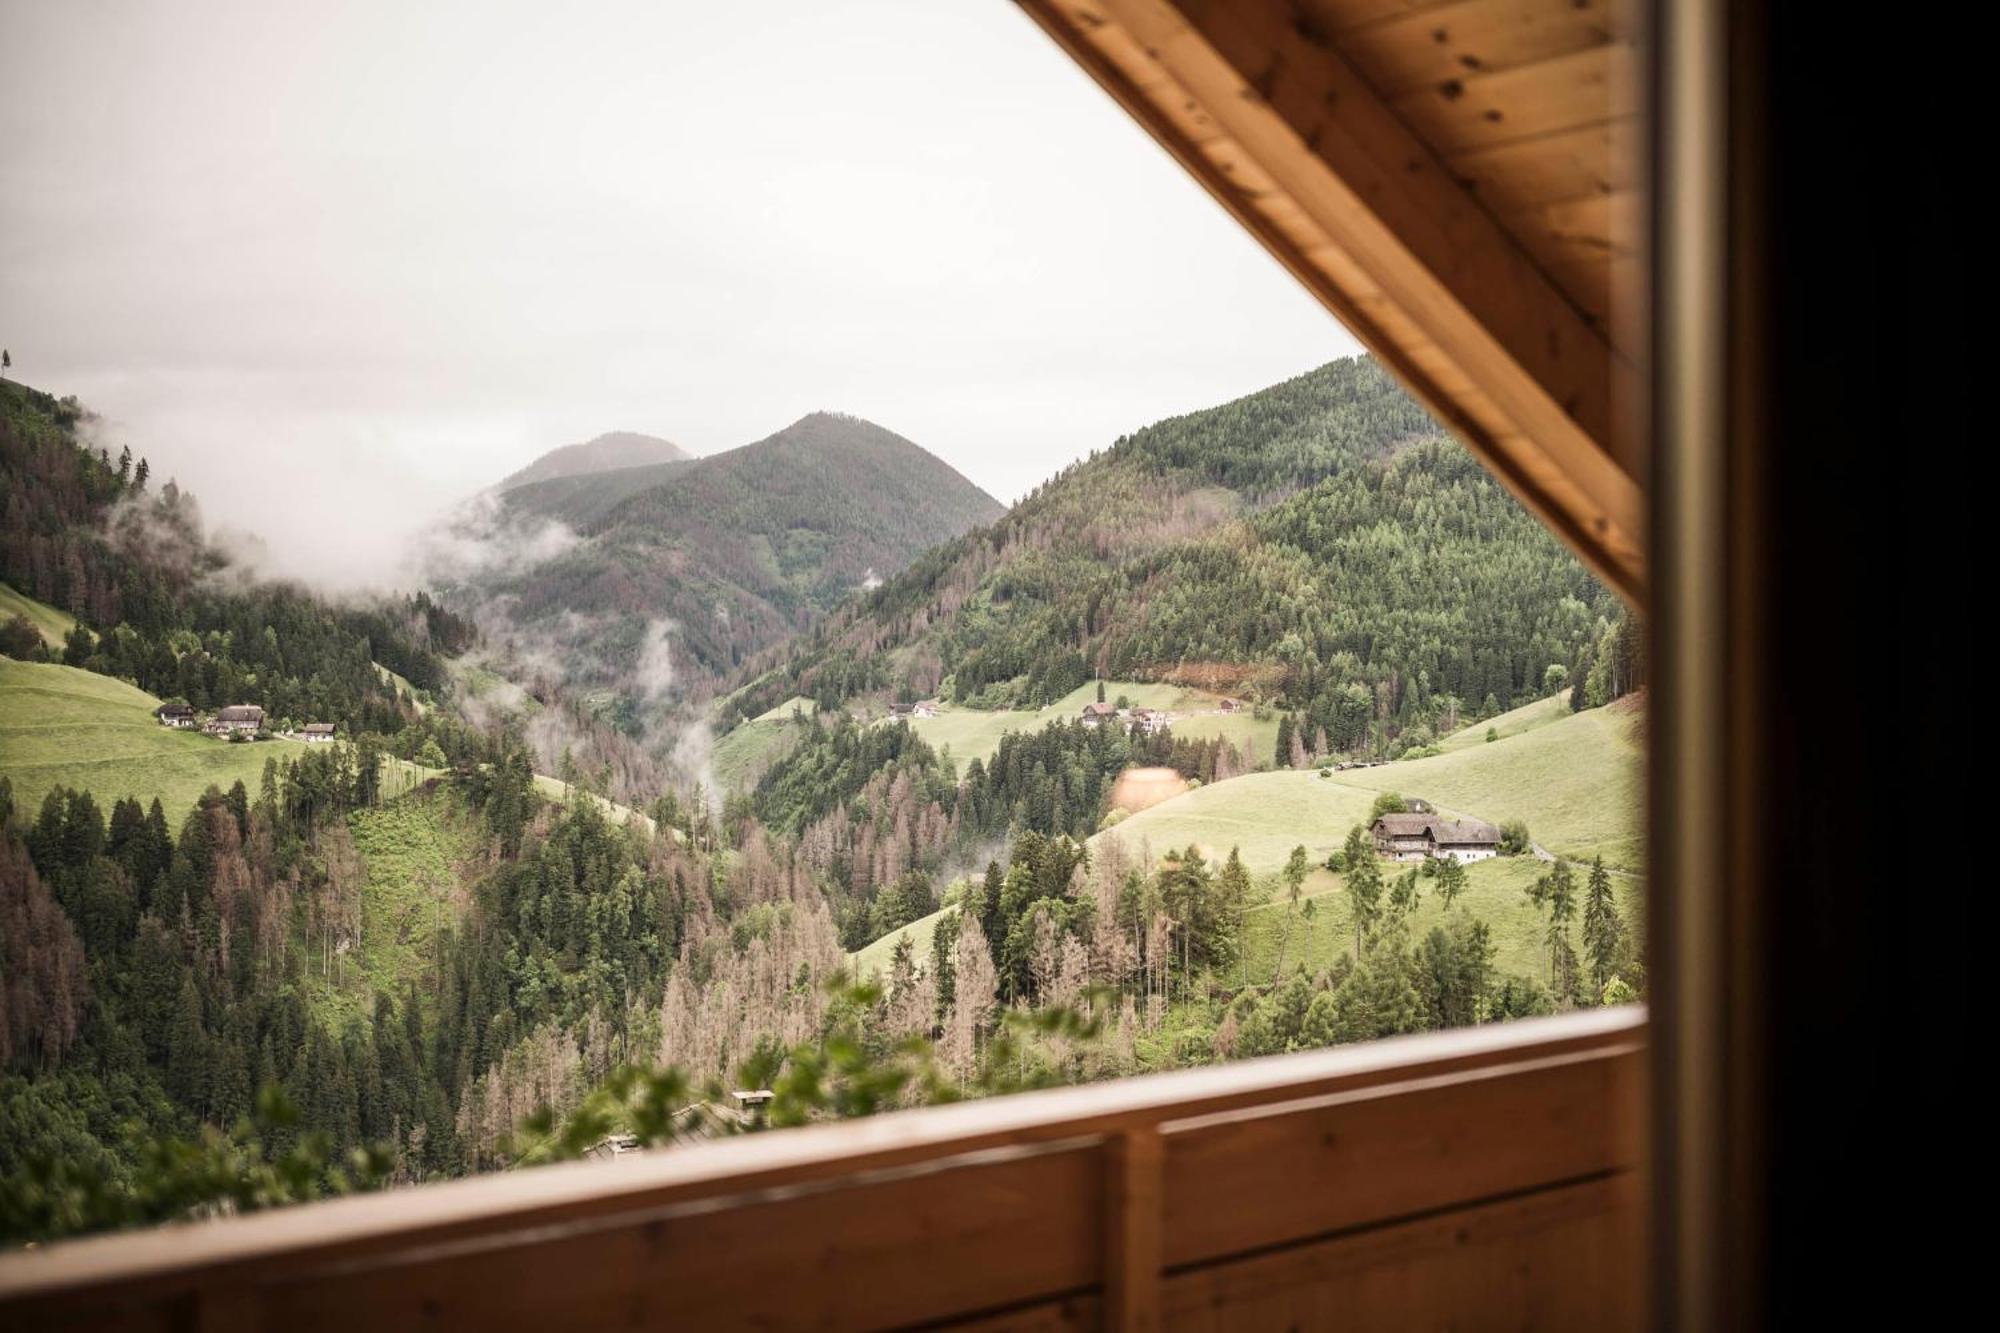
1582, 856, 1624, 1000
1341, 824, 1382, 959
1435, 854, 1467, 910
1272, 844, 1310, 981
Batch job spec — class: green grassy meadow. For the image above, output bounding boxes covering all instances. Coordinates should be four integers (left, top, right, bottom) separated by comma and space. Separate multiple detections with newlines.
1438, 689, 1574, 752
711, 698, 816, 792
850, 698, 1644, 981
529, 774, 656, 835
1338, 697, 1644, 867
1098, 769, 1380, 874
1233, 855, 1641, 986
0, 581, 76, 648
0, 659, 309, 817
1, 658, 439, 819
905, 680, 1273, 770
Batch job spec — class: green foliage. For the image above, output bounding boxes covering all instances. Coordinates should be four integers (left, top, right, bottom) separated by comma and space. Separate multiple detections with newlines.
0, 1084, 391, 1245
1368, 791, 1409, 820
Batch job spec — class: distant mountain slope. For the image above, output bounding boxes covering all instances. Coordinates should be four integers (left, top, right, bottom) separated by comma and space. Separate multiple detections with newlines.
497, 458, 694, 530
467, 411, 1004, 700
497, 430, 690, 492
730, 356, 1620, 754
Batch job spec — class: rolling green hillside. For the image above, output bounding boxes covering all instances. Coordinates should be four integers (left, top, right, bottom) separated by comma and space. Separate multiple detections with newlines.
0, 581, 74, 648
1098, 697, 1642, 872
0, 658, 441, 820
849, 697, 1643, 980
1438, 689, 1574, 752
711, 696, 819, 792
1098, 768, 1381, 874
1336, 696, 1644, 868
0, 659, 308, 816
1234, 854, 1641, 986
901, 680, 1278, 772
529, 774, 657, 835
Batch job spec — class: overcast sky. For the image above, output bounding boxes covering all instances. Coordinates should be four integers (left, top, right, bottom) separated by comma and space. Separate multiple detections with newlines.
0, 0, 1356, 588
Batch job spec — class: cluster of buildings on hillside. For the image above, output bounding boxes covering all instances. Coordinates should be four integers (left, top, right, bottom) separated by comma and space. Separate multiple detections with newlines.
886, 700, 941, 720
154, 702, 338, 743
1081, 697, 1239, 736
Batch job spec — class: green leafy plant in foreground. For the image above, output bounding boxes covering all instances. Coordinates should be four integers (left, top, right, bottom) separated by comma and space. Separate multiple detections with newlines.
0, 1085, 393, 1246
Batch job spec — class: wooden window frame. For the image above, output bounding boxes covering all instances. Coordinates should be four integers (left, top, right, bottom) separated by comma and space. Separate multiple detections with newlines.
0, 2, 1696, 1327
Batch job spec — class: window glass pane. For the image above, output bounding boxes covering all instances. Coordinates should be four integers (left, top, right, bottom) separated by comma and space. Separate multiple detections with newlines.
0, 1, 1641, 1244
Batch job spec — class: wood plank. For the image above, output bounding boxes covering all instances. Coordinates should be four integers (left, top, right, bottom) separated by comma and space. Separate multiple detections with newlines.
946, 1294, 1102, 1331
1390, 42, 1633, 152
1161, 1044, 1643, 1266
1104, 1128, 1165, 1332
1296, 0, 1466, 34
1446, 117, 1639, 212
1337, 0, 1634, 97
1162, 1173, 1642, 1330
1502, 187, 1643, 355
259, 1144, 1102, 1333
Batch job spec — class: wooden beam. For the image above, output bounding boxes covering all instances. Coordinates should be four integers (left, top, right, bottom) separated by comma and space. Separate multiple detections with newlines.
1015, 0, 1644, 602
1103, 1127, 1164, 1332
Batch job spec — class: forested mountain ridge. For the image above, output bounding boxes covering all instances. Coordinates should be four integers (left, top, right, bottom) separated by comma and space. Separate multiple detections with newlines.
0, 379, 470, 733
496, 430, 690, 493
728, 357, 1623, 758
465, 411, 1004, 696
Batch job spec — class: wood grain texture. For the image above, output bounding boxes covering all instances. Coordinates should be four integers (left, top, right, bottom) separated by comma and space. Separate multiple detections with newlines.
1162, 1173, 1641, 1330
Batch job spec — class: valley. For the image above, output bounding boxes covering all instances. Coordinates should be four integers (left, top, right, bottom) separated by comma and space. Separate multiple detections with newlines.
0, 355, 1644, 1241
847, 695, 1642, 985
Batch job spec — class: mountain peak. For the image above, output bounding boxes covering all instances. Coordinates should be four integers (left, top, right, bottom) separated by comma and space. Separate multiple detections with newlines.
498, 431, 690, 493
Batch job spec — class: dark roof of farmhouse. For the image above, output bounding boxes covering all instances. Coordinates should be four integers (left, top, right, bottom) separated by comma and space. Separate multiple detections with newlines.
303, 723, 336, 734
1372, 814, 1501, 845
216, 705, 265, 722
1433, 819, 1501, 846
1373, 814, 1439, 837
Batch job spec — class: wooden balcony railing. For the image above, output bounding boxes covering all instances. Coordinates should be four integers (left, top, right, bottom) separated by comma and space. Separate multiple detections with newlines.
0, 1008, 1644, 1331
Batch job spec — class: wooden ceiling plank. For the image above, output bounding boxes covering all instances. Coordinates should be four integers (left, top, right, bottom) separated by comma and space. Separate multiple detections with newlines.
1296, 0, 1468, 34
1389, 42, 1632, 153
1445, 117, 1637, 213
1335, 0, 1633, 98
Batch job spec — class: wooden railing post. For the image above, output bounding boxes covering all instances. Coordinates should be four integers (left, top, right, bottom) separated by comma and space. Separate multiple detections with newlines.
1103, 1125, 1164, 1332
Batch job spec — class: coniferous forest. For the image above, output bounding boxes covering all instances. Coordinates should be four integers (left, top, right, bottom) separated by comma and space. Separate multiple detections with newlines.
0, 360, 1645, 1243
